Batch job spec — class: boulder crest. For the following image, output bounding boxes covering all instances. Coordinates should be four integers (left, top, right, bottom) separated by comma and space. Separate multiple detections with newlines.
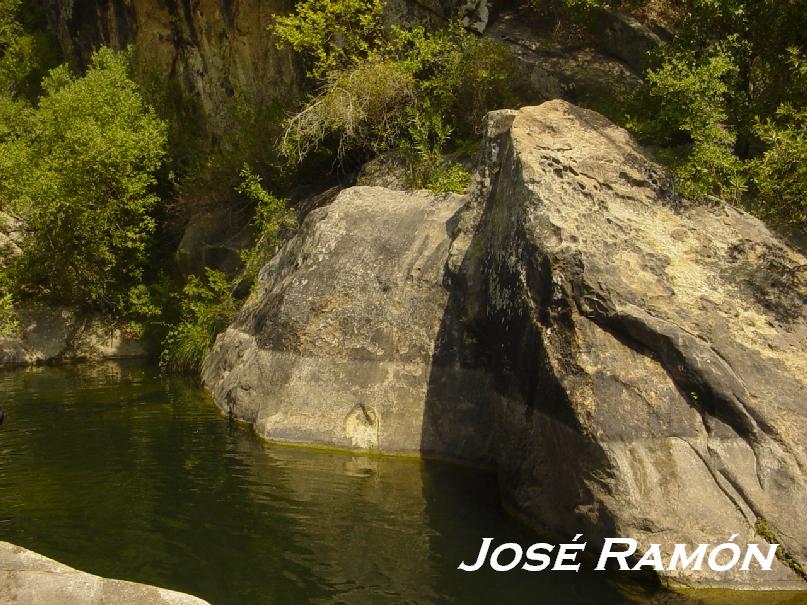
203, 100, 807, 589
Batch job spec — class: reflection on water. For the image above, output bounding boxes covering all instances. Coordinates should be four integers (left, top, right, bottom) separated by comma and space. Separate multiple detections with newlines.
0, 362, 804, 605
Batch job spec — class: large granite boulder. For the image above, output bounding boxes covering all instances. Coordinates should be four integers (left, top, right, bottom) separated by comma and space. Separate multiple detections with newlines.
0, 542, 210, 605
203, 100, 807, 589
203, 187, 495, 462
470, 100, 807, 589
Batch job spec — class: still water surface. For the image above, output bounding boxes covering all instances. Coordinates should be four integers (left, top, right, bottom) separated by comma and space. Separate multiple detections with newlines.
0, 362, 804, 605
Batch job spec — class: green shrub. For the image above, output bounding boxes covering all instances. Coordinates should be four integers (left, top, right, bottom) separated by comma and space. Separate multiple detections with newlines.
161, 168, 296, 373
0, 47, 167, 312
0, 291, 18, 336
392, 24, 521, 136
0, 0, 40, 97
402, 109, 471, 194
272, 0, 386, 78
624, 0, 806, 226
281, 60, 416, 163
751, 104, 807, 228
160, 269, 236, 373
236, 164, 297, 284
630, 42, 746, 200
273, 1, 522, 187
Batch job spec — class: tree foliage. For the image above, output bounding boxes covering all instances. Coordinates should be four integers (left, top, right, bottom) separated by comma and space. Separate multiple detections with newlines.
160, 268, 236, 373
0, 0, 36, 97
0, 47, 167, 311
627, 0, 806, 227
272, 0, 386, 79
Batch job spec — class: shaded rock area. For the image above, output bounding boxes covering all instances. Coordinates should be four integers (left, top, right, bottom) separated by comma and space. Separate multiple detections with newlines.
0, 308, 146, 366
487, 9, 643, 126
44, 0, 300, 141
203, 100, 807, 589
592, 5, 666, 73
175, 204, 256, 279
0, 542, 210, 605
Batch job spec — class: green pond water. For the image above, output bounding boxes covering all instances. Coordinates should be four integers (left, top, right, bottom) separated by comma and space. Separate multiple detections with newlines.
0, 361, 805, 605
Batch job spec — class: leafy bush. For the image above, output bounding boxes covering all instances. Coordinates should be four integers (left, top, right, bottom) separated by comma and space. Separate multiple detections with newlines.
160, 268, 236, 373
751, 104, 807, 228
626, 0, 806, 226
633, 43, 746, 199
0, 47, 167, 312
0, 291, 18, 336
272, 0, 386, 78
273, 2, 523, 185
392, 24, 521, 136
236, 165, 297, 283
161, 167, 295, 373
402, 109, 471, 193
281, 61, 416, 163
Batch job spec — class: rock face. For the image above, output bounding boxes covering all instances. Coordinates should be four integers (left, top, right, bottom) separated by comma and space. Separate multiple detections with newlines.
203, 187, 495, 461
203, 100, 807, 589
0, 308, 146, 365
470, 101, 807, 589
45, 0, 300, 141
0, 542, 210, 605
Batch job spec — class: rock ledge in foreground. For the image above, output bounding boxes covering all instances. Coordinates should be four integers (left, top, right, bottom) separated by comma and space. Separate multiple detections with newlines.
0, 542, 210, 605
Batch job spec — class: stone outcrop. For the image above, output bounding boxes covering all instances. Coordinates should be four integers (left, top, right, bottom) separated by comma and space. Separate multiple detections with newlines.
203, 187, 495, 462
468, 101, 807, 590
203, 100, 807, 589
0, 542, 210, 605
0, 308, 146, 365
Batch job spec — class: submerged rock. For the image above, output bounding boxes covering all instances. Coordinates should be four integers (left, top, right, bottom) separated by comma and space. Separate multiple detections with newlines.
203, 100, 807, 589
0, 542, 210, 605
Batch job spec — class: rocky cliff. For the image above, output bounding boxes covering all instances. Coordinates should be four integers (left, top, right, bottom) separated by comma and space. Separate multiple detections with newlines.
203, 100, 807, 589
42, 0, 451, 143
44, 0, 300, 141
